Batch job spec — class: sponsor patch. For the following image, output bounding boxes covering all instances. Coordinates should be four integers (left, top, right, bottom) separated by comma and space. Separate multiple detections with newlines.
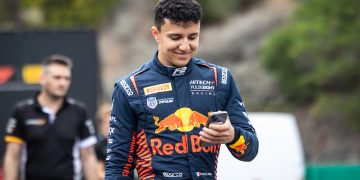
238, 101, 246, 108
108, 127, 115, 136
110, 116, 117, 122
106, 155, 111, 161
163, 172, 183, 178
242, 111, 249, 119
144, 83, 172, 95
196, 172, 212, 177
158, 97, 174, 104
25, 118, 46, 126
120, 80, 134, 96
85, 120, 95, 135
6, 118, 17, 133
147, 97, 158, 109
189, 80, 216, 96
172, 67, 187, 76
229, 135, 248, 155
221, 68, 228, 85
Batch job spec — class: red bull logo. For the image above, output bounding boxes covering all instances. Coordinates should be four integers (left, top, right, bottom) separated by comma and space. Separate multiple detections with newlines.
153, 107, 208, 133
151, 135, 220, 155
151, 108, 218, 156
229, 135, 247, 155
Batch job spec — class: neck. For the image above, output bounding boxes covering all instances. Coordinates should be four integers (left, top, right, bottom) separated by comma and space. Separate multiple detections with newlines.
157, 52, 172, 67
37, 91, 64, 113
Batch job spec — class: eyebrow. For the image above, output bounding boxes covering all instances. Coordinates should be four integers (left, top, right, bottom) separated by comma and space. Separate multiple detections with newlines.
167, 33, 199, 37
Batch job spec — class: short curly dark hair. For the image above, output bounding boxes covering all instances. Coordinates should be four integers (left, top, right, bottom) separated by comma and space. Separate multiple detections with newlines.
154, 0, 203, 31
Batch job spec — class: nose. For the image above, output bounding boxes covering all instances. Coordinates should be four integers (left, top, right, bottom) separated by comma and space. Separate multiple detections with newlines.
179, 40, 190, 52
59, 77, 69, 87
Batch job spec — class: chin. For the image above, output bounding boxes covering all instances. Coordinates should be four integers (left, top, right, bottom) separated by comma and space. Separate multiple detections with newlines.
175, 59, 191, 67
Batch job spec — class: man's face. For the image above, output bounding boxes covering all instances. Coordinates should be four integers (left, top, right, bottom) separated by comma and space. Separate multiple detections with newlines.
152, 18, 200, 67
41, 64, 71, 99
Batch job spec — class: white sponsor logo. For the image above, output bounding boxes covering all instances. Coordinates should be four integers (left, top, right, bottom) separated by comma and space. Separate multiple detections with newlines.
110, 116, 117, 122
120, 80, 133, 96
25, 118, 46, 126
158, 98, 174, 104
239, 101, 246, 108
108, 139, 113, 144
108, 127, 115, 136
163, 172, 183, 178
242, 111, 249, 119
190, 80, 214, 85
6, 118, 16, 134
85, 120, 95, 135
221, 68, 228, 85
189, 80, 216, 95
196, 172, 212, 177
191, 91, 216, 96
106, 155, 111, 161
107, 149, 112, 153
147, 97, 158, 109
172, 67, 187, 76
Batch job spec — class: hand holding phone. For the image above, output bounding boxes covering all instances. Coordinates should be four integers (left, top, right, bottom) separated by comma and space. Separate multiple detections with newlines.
200, 111, 228, 147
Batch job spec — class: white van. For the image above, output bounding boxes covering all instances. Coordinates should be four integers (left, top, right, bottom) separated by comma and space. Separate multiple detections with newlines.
217, 112, 305, 180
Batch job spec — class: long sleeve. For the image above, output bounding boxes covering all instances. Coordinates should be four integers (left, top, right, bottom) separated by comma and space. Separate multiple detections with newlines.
225, 72, 259, 161
105, 83, 138, 179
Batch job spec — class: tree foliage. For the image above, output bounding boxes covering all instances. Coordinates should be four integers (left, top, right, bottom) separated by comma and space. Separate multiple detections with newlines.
0, 0, 118, 28
198, 0, 263, 24
261, 0, 360, 128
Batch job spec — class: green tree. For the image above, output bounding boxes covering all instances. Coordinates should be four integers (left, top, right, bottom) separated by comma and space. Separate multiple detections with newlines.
261, 0, 360, 128
198, 0, 263, 24
0, 0, 118, 29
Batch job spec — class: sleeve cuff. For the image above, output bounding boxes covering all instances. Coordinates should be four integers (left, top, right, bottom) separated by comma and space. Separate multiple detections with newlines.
227, 127, 248, 155
228, 126, 241, 145
5, 135, 24, 144
79, 136, 97, 148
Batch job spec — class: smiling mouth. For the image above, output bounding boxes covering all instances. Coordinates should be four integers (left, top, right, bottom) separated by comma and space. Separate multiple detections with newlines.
175, 52, 191, 56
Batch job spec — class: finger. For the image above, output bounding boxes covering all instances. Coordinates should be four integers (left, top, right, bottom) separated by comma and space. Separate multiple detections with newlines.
208, 120, 231, 132
199, 136, 224, 145
200, 130, 228, 141
202, 127, 228, 137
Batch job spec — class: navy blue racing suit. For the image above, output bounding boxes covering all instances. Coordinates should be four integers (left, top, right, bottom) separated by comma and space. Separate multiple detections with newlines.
105, 52, 259, 179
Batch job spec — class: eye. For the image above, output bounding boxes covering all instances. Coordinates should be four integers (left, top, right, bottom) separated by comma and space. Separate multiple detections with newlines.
188, 36, 197, 40
188, 34, 198, 40
169, 36, 181, 41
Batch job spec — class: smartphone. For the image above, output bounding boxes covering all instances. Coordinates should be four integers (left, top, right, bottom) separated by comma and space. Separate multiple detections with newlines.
200, 111, 228, 147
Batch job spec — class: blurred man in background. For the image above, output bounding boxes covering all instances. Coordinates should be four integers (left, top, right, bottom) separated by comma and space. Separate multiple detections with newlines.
105, 0, 259, 179
3, 54, 98, 180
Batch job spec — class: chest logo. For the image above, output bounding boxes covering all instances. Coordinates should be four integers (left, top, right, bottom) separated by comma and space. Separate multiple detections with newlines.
144, 82, 172, 95
153, 107, 209, 133
25, 118, 46, 126
6, 118, 17, 133
147, 97, 158, 109
172, 67, 187, 76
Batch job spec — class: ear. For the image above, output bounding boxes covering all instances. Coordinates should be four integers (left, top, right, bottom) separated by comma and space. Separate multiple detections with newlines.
151, 26, 160, 43
39, 72, 46, 86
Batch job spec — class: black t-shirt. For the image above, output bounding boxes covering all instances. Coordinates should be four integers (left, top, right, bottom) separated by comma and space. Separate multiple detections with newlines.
5, 96, 96, 180
95, 134, 108, 162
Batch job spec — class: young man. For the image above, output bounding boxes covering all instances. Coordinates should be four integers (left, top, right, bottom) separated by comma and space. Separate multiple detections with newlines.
105, 0, 259, 179
4, 55, 99, 180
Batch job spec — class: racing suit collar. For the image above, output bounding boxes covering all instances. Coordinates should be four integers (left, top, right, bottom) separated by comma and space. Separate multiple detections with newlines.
151, 51, 193, 77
